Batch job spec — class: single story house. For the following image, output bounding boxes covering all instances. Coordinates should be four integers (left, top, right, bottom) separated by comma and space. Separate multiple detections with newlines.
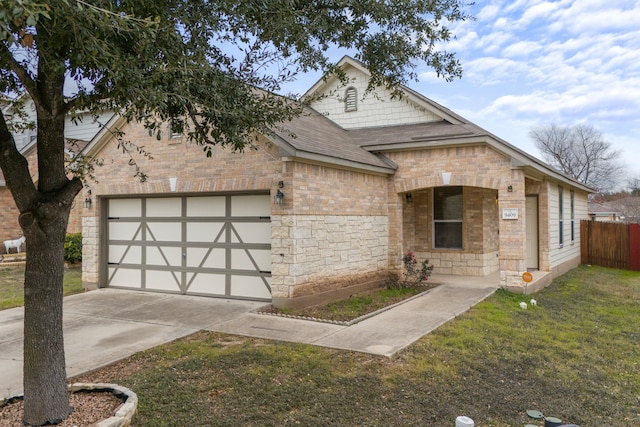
80, 56, 592, 308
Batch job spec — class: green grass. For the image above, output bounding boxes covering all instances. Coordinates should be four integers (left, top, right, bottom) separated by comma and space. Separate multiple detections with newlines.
0, 265, 84, 310
73, 265, 640, 426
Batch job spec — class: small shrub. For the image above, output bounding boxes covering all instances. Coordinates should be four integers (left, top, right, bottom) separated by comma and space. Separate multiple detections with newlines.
388, 251, 434, 289
64, 233, 83, 264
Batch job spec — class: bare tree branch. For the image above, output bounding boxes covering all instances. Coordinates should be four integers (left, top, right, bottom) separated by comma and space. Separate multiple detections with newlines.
529, 123, 623, 191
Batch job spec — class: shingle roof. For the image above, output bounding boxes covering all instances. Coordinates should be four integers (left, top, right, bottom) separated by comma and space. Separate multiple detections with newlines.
269, 107, 394, 170
347, 121, 486, 147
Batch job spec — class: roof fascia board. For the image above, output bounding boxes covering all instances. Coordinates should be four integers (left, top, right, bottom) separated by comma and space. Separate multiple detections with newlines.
281, 153, 395, 176
261, 132, 396, 175
360, 136, 482, 151
82, 113, 127, 157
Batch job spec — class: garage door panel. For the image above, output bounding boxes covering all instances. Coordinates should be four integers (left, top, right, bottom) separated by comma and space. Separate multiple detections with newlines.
187, 248, 225, 268
147, 197, 181, 217
186, 196, 225, 217
109, 222, 142, 241
232, 249, 271, 271
146, 222, 181, 242
231, 276, 271, 299
145, 270, 181, 292
231, 195, 271, 216
108, 245, 141, 264
231, 222, 271, 244
186, 273, 226, 295
108, 268, 141, 288
109, 199, 141, 217
186, 222, 224, 243
146, 246, 182, 266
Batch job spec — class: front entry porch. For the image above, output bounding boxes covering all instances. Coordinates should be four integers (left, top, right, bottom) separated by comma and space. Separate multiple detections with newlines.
429, 269, 552, 295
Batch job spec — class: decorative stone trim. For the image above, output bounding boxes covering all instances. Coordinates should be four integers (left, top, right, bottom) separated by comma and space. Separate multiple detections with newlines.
68, 383, 138, 427
255, 286, 439, 326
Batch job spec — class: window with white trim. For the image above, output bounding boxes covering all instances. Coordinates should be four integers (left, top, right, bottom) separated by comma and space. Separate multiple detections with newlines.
558, 185, 564, 247
570, 190, 575, 243
344, 87, 357, 112
433, 186, 463, 249
168, 119, 183, 140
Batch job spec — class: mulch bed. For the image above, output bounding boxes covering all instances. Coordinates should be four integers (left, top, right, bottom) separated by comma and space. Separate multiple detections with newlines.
0, 391, 122, 427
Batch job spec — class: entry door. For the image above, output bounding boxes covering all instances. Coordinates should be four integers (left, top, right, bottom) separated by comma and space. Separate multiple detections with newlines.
105, 194, 272, 300
525, 196, 539, 270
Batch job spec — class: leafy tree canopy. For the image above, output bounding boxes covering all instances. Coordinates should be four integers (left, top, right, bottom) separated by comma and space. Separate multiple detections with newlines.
2, 0, 470, 152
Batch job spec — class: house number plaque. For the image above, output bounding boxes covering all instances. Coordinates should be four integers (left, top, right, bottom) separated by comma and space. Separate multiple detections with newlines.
502, 208, 519, 220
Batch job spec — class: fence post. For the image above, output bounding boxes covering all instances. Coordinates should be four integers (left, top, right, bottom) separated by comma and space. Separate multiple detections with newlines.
629, 224, 640, 271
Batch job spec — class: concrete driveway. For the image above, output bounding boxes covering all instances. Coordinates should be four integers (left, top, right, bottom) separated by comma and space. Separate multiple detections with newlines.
0, 273, 498, 398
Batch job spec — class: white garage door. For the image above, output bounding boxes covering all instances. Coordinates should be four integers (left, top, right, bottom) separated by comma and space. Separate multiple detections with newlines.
105, 194, 272, 300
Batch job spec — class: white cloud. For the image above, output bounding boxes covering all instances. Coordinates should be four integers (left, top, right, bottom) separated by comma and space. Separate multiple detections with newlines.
549, 0, 640, 34
502, 41, 543, 58
477, 5, 501, 21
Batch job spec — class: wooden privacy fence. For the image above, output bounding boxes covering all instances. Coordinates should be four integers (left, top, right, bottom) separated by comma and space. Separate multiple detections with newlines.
581, 220, 640, 271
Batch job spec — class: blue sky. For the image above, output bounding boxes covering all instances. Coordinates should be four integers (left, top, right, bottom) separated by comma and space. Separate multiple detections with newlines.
286, 1, 640, 186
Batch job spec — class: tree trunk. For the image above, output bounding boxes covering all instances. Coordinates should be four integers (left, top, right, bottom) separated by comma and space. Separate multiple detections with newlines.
22, 212, 72, 426
13, 72, 82, 424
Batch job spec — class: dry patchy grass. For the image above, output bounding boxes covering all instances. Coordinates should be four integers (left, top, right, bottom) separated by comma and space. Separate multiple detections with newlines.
73, 266, 640, 426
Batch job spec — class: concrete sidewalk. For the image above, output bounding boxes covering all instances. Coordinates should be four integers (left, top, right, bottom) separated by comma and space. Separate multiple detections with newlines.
0, 273, 498, 398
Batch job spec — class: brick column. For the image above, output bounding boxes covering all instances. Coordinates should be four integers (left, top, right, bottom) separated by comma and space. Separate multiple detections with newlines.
499, 170, 527, 290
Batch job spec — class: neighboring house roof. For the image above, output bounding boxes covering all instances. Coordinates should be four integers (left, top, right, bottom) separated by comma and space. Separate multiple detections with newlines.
588, 202, 621, 215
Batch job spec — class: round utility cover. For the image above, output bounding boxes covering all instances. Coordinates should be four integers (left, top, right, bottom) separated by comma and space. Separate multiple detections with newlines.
544, 417, 563, 427
527, 409, 544, 419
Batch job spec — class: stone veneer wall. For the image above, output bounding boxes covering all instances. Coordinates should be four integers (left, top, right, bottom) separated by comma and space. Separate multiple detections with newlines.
271, 214, 389, 305
270, 161, 391, 308
82, 216, 99, 287
419, 251, 499, 276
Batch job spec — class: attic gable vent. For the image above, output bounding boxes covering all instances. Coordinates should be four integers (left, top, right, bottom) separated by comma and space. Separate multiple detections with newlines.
344, 87, 357, 112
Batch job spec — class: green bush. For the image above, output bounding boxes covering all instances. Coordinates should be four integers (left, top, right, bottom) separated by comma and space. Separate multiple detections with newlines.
64, 233, 83, 264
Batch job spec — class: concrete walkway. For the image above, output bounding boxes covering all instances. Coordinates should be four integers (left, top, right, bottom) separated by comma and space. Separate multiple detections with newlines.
0, 273, 498, 398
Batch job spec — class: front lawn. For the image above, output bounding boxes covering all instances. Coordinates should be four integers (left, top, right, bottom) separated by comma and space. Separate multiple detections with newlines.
0, 265, 84, 310
74, 266, 640, 426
